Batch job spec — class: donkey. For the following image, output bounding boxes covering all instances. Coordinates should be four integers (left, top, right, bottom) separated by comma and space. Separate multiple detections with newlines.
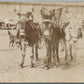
41, 21, 53, 69
19, 20, 42, 68
41, 20, 70, 69
50, 22, 70, 67
64, 26, 83, 65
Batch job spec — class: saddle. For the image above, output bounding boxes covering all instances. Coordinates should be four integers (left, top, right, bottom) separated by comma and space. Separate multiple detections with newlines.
25, 21, 40, 46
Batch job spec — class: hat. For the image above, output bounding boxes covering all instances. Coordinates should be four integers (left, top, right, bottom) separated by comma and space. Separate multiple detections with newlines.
42, 19, 52, 23
42, 19, 52, 26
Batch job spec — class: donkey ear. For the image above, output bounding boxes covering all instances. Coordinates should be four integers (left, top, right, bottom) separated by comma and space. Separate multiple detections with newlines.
62, 22, 70, 30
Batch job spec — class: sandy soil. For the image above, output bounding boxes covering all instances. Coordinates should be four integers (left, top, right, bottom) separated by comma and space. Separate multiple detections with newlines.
0, 30, 84, 83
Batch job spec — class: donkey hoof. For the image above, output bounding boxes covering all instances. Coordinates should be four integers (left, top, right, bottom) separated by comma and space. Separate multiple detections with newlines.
31, 63, 34, 68
45, 66, 49, 70
19, 64, 24, 68
46, 67, 49, 70
35, 58, 39, 61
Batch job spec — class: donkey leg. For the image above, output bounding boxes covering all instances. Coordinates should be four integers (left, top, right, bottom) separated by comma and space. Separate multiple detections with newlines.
9, 41, 11, 47
30, 55, 34, 68
32, 45, 34, 53
12, 42, 13, 47
64, 41, 68, 62
52, 46, 56, 66
65, 42, 71, 65
53, 51, 56, 66
70, 45, 73, 61
35, 43, 39, 61
56, 43, 60, 64
20, 40, 26, 68
12, 41, 14, 47
31, 46, 34, 68
65, 45, 68, 61
46, 46, 51, 69
20, 54, 25, 68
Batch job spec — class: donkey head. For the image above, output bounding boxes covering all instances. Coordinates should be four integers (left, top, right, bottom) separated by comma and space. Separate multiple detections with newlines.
62, 22, 83, 42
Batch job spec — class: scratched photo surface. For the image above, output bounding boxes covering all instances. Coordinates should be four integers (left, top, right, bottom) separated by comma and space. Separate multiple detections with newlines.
0, 1, 84, 83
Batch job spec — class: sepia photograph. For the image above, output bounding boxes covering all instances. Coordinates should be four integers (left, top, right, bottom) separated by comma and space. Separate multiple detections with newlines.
0, 1, 84, 83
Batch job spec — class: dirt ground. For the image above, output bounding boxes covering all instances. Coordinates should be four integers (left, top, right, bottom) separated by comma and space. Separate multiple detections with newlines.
0, 30, 84, 83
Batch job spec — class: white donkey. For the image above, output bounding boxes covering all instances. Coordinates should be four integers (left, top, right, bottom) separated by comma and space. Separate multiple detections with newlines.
64, 25, 83, 65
